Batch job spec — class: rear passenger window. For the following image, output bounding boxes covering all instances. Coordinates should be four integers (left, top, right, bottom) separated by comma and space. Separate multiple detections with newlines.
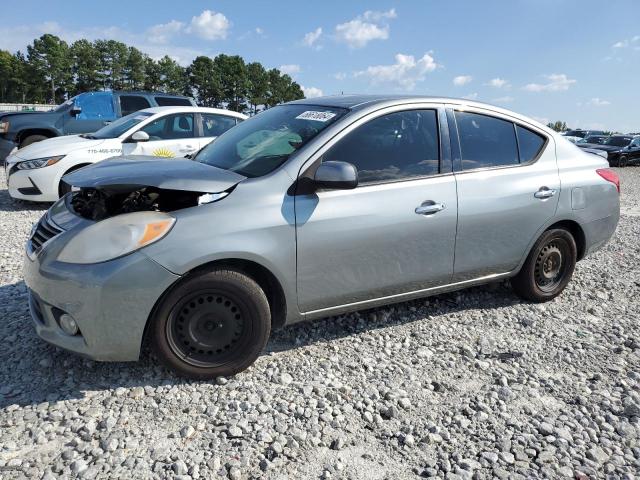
455, 111, 518, 170
202, 114, 238, 137
323, 110, 440, 184
120, 96, 151, 116
155, 96, 192, 107
516, 125, 546, 162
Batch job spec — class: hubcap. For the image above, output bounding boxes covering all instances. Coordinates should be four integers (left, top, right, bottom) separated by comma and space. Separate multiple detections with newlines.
166, 292, 246, 367
534, 241, 567, 292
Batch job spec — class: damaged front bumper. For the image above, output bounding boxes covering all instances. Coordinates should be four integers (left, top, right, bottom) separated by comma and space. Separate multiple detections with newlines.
23, 221, 181, 361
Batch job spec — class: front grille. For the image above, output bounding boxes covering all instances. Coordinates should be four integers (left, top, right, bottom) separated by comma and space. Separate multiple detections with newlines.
30, 214, 63, 252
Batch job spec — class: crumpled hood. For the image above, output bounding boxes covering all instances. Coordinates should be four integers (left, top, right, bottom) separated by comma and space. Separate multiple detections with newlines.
10, 134, 107, 161
62, 155, 246, 193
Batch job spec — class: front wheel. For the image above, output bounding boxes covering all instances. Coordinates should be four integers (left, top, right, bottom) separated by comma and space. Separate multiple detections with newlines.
150, 268, 271, 379
618, 155, 629, 168
511, 229, 577, 303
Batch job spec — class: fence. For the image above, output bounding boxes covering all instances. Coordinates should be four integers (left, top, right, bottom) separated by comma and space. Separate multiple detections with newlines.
0, 103, 52, 113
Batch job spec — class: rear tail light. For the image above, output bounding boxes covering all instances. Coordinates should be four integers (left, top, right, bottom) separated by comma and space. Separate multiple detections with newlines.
596, 168, 620, 194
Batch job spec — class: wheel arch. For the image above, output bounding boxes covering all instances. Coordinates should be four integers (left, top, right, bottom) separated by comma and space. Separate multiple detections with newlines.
142, 257, 288, 353
17, 128, 58, 145
546, 219, 586, 261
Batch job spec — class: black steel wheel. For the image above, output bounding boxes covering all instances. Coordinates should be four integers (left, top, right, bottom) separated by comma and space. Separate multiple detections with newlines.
512, 228, 577, 302
150, 268, 271, 379
619, 155, 629, 168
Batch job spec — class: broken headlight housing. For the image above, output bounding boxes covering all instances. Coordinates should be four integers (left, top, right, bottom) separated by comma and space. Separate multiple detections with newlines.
16, 155, 65, 170
57, 211, 175, 264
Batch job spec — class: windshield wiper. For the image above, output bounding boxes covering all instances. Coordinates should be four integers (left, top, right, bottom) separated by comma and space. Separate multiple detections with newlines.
80, 134, 96, 139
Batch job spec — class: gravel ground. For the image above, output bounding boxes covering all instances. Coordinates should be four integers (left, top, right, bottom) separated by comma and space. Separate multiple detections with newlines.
0, 167, 638, 480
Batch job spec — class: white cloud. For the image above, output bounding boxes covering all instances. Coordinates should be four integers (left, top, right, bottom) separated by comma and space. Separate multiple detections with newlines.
335, 9, 397, 48
0, 21, 204, 65
355, 52, 440, 89
492, 96, 514, 103
453, 75, 472, 86
613, 40, 628, 48
463, 92, 478, 100
362, 8, 397, 21
255, 27, 264, 35
486, 77, 509, 88
332, 72, 347, 80
523, 74, 576, 92
586, 97, 611, 107
303, 27, 322, 48
302, 86, 324, 98
186, 10, 230, 40
279, 64, 300, 75
612, 35, 640, 48
147, 20, 184, 44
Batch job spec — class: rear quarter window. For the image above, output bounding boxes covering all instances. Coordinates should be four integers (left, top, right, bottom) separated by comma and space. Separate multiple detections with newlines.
516, 125, 546, 162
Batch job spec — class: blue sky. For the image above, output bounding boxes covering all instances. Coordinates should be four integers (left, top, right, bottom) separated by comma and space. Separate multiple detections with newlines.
2, 0, 639, 132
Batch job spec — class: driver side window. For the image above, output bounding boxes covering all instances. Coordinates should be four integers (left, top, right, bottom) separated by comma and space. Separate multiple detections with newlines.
140, 113, 195, 141
322, 110, 440, 184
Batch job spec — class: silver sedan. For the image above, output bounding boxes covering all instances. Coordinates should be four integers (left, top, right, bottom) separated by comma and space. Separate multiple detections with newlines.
23, 95, 620, 379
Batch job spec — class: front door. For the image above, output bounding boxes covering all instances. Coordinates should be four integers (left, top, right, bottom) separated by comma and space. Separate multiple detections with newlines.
295, 108, 458, 313
63, 92, 116, 135
449, 108, 560, 280
123, 113, 198, 158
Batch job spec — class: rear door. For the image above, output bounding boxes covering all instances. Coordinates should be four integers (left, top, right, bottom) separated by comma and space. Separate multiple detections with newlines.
295, 106, 458, 313
448, 106, 559, 281
199, 113, 240, 149
122, 112, 198, 158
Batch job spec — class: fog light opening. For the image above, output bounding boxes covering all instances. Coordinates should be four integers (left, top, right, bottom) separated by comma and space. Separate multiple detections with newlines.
59, 314, 79, 336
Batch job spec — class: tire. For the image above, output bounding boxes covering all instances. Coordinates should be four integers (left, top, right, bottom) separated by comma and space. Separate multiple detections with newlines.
619, 155, 629, 168
511, 228, 577, 303
149, 268, 271, 379
20, 134, 48, 148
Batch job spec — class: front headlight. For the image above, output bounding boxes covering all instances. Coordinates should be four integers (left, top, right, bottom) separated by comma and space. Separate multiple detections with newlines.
57, 211, 175, 264
0, 120, 9, 134
16, 155, 65, 170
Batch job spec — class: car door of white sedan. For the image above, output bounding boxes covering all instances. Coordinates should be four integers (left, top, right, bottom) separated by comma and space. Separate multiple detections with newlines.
122, 113, 199, 158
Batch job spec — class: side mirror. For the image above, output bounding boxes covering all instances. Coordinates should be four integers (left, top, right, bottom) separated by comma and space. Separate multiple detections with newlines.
70, 105, 82, 116
314, 161, 358, 190
130, 131, 150, 142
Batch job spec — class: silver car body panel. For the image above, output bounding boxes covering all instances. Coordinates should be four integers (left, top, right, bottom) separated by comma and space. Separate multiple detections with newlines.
23, 95, 620, 361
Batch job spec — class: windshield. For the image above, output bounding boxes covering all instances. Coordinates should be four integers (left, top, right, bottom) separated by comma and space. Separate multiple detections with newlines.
194, 104, 348, 177
87, 111, 154, 139
604, 136, 632, 147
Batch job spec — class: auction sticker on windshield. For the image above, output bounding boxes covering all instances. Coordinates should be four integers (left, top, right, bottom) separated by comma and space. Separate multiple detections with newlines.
295, 111, 336, 122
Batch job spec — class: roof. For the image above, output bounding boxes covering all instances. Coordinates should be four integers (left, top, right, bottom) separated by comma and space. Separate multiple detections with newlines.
288, 94, 555, 133
139, 106, 247, 119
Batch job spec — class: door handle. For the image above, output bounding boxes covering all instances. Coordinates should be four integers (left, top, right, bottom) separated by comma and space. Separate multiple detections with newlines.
534, 187, 556, 199
415, 201, 446, 215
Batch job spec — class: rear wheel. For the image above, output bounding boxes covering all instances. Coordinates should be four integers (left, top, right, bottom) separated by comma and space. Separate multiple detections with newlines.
511, 229, 577, 302
619, 155, 629, 168
20, 134, 48, 148
150, 268, 271, 379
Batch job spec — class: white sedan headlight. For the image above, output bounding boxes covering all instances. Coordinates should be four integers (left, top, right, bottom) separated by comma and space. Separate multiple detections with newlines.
57, 211, 175, 264
16, 155, 65, 170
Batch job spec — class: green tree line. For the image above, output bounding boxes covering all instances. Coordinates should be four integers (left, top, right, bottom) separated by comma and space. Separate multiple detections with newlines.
0, 34, 305, 113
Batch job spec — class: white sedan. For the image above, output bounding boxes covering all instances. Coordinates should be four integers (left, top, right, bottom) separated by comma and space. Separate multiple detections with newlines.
5, 106, 247, 202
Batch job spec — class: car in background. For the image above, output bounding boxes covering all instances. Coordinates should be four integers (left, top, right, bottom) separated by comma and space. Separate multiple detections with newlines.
0, 91, 196, 161
577, 135, 634, 165
577, 135, 608, 145
615, 136, 640, 167
22, 95, 620, 379
562, 129, 605, 144
5, 106, 246, 202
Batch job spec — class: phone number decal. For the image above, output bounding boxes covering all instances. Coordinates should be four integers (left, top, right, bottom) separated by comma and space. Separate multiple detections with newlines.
87, 149, 122, 154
